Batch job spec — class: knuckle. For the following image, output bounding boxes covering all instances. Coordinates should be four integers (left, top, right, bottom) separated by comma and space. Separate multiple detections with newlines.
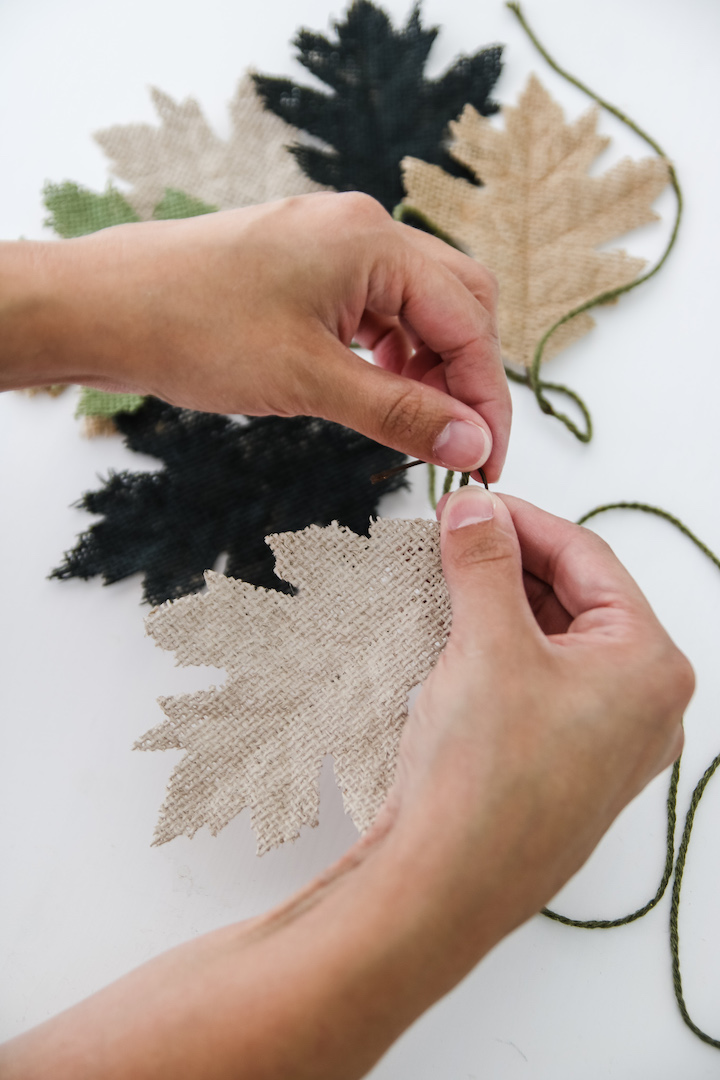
477, 265, 500, 305
451, 531, 517, 574
339, 191, 388, 224
666, 648, 696, 708
637, 638, 695, 718
379, 386, 425, 443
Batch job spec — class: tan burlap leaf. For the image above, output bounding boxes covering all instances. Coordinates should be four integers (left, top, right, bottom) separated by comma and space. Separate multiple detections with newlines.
22, 385, 67, 398
95, 72, 328, 220
401, 74, 671, 367
139, 518, 450, 854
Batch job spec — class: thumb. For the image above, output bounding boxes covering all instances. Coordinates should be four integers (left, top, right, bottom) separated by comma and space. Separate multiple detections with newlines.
306, 339, 493, 474
439, 486, 536, 645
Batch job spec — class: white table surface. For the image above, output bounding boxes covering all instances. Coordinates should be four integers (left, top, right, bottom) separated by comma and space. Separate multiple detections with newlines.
2, 0, 720, 1075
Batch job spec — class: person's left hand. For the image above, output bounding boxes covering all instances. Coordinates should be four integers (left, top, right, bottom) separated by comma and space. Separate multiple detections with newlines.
25, 191, 509, 479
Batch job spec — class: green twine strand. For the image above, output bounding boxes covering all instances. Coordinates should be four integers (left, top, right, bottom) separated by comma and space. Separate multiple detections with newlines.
542, 759, 680, 929
576, 502, 720, 571
505, 366, 593, 442
506, 2, 683, 442
670, 751, 720, 1049
542, 500, 720, 1048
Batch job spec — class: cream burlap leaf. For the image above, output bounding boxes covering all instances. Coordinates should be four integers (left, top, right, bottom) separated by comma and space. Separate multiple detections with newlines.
401, 74, 670, 368
95, 73, 328, 221
22, 385, 67, 398
140, 518, 450, 854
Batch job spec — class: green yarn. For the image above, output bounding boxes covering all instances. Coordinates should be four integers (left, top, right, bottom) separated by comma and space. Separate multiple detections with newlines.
426, 463, 437, 509
542, 499, 720, 1049
504, 365, 593, 443
152, 188, 218, 219
75, 387, 145, 419
670, 751, 720, 1049
577, 502, 720, 572
43, 182, 140, 237
542, 759, 680, 929
507, 2, 683, 443
392, 203, 465, 250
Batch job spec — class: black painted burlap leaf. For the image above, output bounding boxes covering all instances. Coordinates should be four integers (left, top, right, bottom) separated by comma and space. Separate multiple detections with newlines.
253, 0, 502, 211
51, 399, 407, 606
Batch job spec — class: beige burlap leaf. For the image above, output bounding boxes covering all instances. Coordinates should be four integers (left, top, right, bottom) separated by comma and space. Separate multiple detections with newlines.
95, 72, 328, 220
22, 385, 67, 398
140, 518, 450, 854
401, 74, 670, 367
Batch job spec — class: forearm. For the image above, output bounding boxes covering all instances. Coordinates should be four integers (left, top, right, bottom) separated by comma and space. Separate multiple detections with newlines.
0, 789, 526, 1080
0, 240, 68, 390
0, 235, 152, 393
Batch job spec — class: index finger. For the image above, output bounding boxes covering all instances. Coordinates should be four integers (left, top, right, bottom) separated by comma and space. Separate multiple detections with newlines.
395, 224, 510, 482
365, 230, 511, 481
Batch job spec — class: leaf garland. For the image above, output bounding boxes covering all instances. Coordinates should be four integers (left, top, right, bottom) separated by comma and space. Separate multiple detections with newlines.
94, 73, 329, 221
43, 181, 217, 238
401, 75, 670, 371
140, 518, 449, 853
51, 398, 407, 606
253, 0, 503, 211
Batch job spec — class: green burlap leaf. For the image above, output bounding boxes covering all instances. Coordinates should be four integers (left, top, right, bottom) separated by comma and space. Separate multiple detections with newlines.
43, 181, 140, 237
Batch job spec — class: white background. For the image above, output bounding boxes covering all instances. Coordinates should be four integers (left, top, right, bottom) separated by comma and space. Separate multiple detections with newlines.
1, 0, 720, 1076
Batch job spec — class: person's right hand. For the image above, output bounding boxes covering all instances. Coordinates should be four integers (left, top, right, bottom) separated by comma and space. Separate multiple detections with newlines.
380, 486, 694, 941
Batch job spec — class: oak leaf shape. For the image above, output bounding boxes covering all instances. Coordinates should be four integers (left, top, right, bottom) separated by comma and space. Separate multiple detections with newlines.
253, 0, 502, 211
401, 74, 671, 367
140, 518, 450, 854
51, 399, 407, 606
94, 73, 328, 221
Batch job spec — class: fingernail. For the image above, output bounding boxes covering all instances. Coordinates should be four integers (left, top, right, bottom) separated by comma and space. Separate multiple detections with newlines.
443, 486, 495, 529
434, 420, 491, 471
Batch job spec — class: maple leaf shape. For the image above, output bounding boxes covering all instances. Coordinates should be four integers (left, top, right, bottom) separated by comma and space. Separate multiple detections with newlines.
139, 518, 450, 853
94, 73, 328, 221
401, 74, 671, 367
51, 399, 407, 606
253, 0, 502, 211
43, 180, 217, 238
75, 388, 146, 438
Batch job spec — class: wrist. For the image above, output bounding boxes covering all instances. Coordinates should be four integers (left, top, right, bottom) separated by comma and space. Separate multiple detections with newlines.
0, 235, 141, 393
0, 240, 69, 390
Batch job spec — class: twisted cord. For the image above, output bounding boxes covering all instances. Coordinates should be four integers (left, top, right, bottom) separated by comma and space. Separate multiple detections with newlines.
541, 499, 720, 1048
507, 2, 683, 441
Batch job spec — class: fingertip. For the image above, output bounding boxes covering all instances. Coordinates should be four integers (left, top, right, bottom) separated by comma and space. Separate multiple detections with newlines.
432, 418, 492, 472
441, 485, 496, 532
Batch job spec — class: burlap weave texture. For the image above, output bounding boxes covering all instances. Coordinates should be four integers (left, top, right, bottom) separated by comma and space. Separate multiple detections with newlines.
96, 73, 327, 220
402, 75, 670, 368
140, 518, 451, 854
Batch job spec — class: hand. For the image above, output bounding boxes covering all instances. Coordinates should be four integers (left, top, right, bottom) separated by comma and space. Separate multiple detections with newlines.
0, 489, 693, 1080
381, 485, 693, 935
2, 192, 509, 480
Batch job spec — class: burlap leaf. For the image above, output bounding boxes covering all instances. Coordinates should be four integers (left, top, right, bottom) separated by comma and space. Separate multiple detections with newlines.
253, 0, 502, 211
42, 184, 218, 432
94, 73, 328, 221
22, 385, 67, 398
401, 74, 671, 367
140, 518, 450, 854
51, 399, 407, 606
